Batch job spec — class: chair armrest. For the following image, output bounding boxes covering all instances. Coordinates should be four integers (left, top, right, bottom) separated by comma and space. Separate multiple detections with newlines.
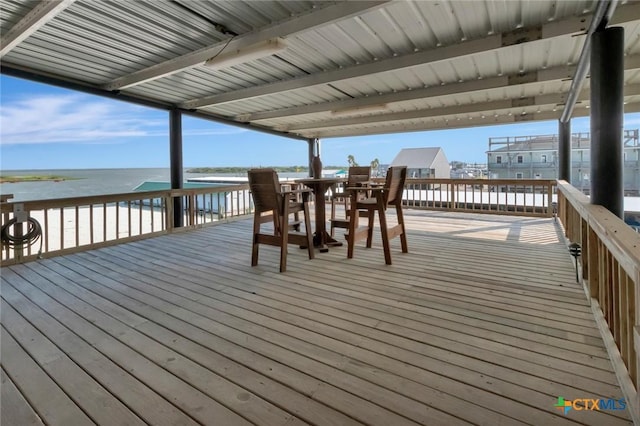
281, 188, 312, 202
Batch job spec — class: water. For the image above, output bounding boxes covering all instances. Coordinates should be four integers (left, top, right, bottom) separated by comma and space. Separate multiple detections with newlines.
0, 168, 310, 202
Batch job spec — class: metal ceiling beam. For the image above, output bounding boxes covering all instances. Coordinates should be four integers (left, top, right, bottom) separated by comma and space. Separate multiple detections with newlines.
0, 0, 76, 58
283, 84, 640, 132
243, 54, 640, 122
180, 4, 633, 110
182, 34, 498, 109
241, 69, 549, 122
288, 99, 517, 131
305, 101, 640, 139
103, 1, 390, 91
180, 109, 308, 141
311, 111, 565, 138
559, 0, 619, 123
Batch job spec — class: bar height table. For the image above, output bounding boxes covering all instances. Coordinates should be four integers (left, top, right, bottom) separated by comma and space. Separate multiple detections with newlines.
295, 177, 345, 252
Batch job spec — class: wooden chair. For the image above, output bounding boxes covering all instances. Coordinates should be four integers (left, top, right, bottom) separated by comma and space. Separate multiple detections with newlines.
248, 169, 314, 272
329, 166, 371, 237
346, 166, 408, 265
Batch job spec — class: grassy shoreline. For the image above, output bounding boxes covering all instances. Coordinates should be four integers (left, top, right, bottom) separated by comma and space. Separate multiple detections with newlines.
0, 175, 79, 183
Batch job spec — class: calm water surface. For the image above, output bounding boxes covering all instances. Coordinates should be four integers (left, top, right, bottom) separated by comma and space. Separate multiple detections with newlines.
1, 168, 306, 202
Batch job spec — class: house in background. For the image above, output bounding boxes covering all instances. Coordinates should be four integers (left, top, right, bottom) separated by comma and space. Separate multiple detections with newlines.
390, 147, 450, 179
133, 181, 252, 214
486, 129, 640, 195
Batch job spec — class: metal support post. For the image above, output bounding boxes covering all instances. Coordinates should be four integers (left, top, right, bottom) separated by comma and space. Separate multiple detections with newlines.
590, 27, 624, 218
558, 120, 571, 182
170, 108, 184, 227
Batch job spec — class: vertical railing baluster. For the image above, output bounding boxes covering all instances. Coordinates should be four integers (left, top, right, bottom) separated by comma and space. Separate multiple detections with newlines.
89, 204, 94, 244
44, 209, 49, 254
150, 198, 155, 232
103, 202, 107, 242
60, 207, 64, 250
115, 202, 120, 240
75, 206, 80, 247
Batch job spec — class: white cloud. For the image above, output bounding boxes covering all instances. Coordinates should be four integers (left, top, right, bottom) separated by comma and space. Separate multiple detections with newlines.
0, 93, 166, 145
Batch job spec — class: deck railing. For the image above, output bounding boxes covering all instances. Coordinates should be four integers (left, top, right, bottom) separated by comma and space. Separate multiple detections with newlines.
1, 178, 555, 265
0, 184, 252, 265
366, 178, 556, 217
557, 180, 640, 421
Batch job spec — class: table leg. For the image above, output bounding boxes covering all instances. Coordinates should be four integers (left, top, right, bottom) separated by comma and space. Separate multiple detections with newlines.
313, 195, 328, 252
297, 179, 346, 252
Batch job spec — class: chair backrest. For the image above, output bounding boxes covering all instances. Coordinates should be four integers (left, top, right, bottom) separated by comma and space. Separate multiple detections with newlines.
248, 168, 282, 213
347, 166, 371, 187
383, 166, 407, 205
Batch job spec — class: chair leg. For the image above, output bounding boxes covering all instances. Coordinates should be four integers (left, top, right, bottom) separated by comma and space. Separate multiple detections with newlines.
279, 212, 289, 273
377, 195, 392, 265
396, 203, 408, 253
251, 212, 261, 266
303, 200, 315, 260
347, 195, 358, 259
293, 210, 300, 231
330, 198, 336, 237
366, 209, 375, 248
272, 212, 281, 236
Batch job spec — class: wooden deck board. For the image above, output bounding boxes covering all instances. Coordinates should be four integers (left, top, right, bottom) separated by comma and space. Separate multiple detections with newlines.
0, 367, 44, 426
1, 210, 633, 425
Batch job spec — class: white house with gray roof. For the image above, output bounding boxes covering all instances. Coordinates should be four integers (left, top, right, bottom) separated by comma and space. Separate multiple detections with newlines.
390, 147, 450, 179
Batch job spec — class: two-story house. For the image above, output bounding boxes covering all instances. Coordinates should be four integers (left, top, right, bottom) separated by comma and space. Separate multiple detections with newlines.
487, 130, 640, 194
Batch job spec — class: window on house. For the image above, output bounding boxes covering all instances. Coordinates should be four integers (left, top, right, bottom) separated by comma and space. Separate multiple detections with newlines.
516, 172, 523, 179
541, 154, 547, 163
496, 155, 502, 164
517, 155, 524, 163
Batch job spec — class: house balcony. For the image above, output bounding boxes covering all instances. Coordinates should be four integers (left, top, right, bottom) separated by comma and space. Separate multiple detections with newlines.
489, 162, 558, 169
1, 180, 639, 425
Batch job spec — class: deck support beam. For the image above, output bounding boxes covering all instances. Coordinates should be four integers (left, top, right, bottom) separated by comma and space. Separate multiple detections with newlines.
558, 120, 571, 182
170, 108, 184, 227
308, 138, 321, 178
308, 139, 314, 177
590, 27, 624, 218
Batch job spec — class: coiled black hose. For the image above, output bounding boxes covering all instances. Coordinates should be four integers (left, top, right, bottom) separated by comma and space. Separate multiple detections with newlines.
1, 217, 43, 256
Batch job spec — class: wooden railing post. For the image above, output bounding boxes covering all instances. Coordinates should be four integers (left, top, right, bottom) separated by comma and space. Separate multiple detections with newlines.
547, 182, 553, 217
588, 227, 599, 299
188, 194, 195, 226
165, 194, 174, 232
449, 181, 455, 210
582, 220, 589, 282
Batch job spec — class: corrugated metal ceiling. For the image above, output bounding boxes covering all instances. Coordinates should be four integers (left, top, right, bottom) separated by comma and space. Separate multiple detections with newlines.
2, 0, 640, 140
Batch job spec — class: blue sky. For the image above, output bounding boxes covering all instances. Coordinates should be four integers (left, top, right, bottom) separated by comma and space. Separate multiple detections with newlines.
2, 74, 639, 170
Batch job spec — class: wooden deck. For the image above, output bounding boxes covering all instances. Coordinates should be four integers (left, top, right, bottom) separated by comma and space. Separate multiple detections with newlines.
1, 209, 633, 425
